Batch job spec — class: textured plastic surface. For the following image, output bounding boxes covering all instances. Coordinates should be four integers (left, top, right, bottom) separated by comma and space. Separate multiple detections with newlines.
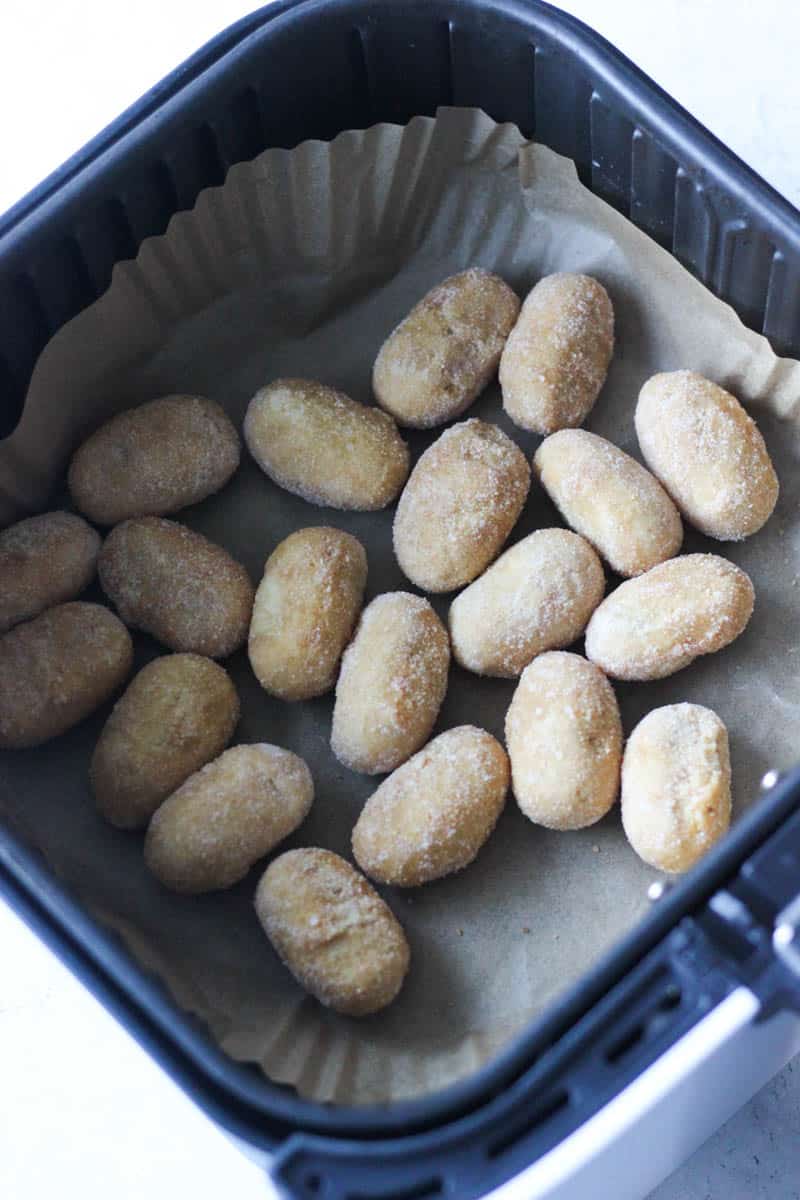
2, 1, 800, 1196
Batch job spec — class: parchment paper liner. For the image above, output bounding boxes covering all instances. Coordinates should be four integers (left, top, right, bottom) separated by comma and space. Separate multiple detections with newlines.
1, 108, 799, 1104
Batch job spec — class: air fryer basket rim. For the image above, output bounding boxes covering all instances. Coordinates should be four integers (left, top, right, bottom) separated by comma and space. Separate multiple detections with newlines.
2, 0, 800, 1148
2, 0, 800, 256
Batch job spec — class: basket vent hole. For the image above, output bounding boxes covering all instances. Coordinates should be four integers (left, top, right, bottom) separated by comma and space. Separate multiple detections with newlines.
346, 1179, 441, 1200
659, 984, 682, 1012
605, 1023, 645, 1064
487, 1088, 570, 1159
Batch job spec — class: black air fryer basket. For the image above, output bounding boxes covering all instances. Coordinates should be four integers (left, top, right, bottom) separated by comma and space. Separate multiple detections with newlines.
3, 3, 800, 1198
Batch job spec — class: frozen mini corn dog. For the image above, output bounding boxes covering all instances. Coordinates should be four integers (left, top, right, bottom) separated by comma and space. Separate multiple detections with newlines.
449, 529, 605, 678
585, 554, 754, 681
244, 379, 409, 510
635, 370, 779, 540
622, 703, 731, 873
0, 511, 101, 633
373, 268, 520, 427
99, 518, 254, 659
0, 602, 132, 749
533, 430, 683, 576
68, 394, 240, 525
255, 848, 410, 1015
145, 744, 313, 894
505, 651, 622, 830
352, 726, 509, 885
331, 592, 450, 774
248, 527, 367, 701
500, 274, 614, 434
91, 654, 240, 829
393, 419, 530, 593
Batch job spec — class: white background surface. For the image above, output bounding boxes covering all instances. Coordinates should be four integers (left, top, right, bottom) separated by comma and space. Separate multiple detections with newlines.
1, 2, 800, 1198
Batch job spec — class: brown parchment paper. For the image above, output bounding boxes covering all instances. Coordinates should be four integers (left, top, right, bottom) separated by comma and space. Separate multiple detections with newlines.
2, 108, 800, 1106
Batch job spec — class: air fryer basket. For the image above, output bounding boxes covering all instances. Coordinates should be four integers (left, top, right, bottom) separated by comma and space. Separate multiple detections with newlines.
2, 2, 800, 1197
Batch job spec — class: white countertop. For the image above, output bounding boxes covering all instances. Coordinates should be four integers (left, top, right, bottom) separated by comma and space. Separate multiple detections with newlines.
1, 2, 799, 1198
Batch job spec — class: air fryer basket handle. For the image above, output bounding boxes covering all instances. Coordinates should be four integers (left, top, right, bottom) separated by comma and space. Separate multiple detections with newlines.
265, 991, 800, 1200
